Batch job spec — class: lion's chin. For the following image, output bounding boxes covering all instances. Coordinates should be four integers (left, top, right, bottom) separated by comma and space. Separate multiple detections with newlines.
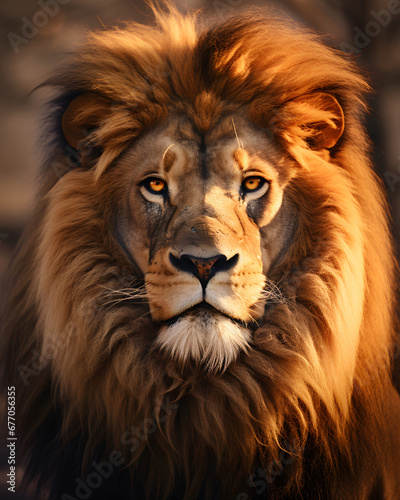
155, 306, 251, 372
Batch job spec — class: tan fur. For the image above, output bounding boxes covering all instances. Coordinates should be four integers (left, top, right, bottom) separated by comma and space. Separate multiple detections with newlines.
1, 5, 399, 500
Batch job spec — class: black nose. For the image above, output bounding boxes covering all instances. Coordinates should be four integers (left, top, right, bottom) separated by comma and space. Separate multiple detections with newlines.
169, 253, 239, 288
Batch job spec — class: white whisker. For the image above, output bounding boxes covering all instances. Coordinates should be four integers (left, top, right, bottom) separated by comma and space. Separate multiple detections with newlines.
231, 117, 244, 149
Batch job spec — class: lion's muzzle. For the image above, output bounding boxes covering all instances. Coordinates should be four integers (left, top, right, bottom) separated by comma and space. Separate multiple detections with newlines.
147, 242, 265, 370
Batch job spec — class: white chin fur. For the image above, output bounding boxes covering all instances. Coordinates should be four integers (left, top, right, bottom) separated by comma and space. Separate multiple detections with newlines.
155, 309, 251, 372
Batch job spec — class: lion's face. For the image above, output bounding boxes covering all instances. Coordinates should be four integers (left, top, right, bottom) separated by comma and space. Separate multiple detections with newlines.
114, 114, 295, 370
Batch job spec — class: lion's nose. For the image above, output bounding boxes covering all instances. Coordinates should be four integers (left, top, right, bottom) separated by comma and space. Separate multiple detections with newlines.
169, 253, 239, 287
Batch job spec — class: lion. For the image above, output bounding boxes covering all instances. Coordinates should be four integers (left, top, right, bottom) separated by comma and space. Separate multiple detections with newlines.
1, 4, 400, 500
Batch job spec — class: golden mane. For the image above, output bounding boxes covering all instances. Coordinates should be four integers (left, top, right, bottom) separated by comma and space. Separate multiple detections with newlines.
1, 5, 399, 499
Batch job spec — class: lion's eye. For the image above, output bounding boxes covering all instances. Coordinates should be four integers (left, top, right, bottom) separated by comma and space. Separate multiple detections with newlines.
242, 176, 266, 193
142, 178, 167, 194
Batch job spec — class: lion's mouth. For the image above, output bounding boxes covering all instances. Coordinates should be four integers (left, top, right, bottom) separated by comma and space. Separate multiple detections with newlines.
162, 301, 253, 329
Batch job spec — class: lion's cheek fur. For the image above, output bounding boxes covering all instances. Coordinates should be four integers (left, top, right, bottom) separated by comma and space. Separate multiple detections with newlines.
283, 165, 366, 417
205, 275, 266, 319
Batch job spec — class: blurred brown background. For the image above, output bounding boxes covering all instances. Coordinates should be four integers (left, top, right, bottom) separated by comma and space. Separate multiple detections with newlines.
0, 0, 400, 498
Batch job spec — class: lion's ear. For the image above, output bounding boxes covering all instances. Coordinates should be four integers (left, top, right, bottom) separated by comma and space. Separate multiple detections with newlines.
62, 93, 108, 149
294, 93, 345, 150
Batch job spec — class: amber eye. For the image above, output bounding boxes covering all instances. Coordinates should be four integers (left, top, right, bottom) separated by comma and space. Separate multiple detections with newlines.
242, 176, 265, 193
143, 178, 167, 194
